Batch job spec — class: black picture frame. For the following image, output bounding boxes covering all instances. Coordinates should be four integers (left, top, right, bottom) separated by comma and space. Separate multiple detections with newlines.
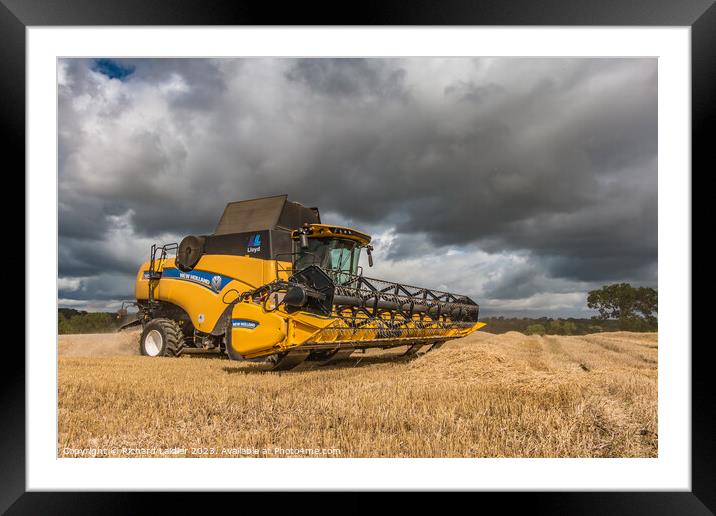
6, 0, 710, 513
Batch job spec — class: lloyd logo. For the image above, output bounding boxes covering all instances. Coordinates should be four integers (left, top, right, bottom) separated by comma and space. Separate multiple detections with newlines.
247, 233, 262, 254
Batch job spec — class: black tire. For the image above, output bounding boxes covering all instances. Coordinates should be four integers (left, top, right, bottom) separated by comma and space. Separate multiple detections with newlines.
139, 318, 185, 357
176, 235, 205, 272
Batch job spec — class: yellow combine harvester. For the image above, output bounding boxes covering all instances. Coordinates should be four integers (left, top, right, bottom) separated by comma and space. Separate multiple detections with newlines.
122, 195, 485, 370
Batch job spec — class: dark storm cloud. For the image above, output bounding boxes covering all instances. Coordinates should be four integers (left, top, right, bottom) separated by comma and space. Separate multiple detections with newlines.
59, 273, 135, 301
58, 57, 657, 313
285, 58, 408, 99
482, 265, 542, 300
59, 236, 144, 277
444, 81, 505, 104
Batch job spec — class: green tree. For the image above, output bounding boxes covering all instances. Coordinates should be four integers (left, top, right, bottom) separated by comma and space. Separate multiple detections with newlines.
57, 310, 117, 334
587, 283, 658, 331
525, 324, 546, 336
58, 312, 70, 334
548, 319, 562, 335
562, 320, 576, 335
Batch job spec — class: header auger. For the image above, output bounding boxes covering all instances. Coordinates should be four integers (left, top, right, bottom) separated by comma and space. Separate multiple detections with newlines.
124, 195, 485, 370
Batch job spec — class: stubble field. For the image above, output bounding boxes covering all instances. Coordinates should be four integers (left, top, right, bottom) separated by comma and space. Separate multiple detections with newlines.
57, 330, 657, 458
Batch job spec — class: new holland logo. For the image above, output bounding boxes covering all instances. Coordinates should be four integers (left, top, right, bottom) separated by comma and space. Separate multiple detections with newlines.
211, 275, 223, 290
232, 319, 259, 330
247, 233, 262, 254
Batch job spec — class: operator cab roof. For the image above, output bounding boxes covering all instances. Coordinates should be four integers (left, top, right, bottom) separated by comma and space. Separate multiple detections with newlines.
293, 224, 371, 245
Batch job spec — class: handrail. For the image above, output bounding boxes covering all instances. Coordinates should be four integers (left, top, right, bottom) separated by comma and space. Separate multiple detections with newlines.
147, 242, 178, 303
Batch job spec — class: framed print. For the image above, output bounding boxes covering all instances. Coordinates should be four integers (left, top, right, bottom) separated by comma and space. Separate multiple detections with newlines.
7, 0, 712, 512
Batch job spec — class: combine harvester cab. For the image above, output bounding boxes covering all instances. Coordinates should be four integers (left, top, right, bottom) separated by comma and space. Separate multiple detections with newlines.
128, 195, 485, 370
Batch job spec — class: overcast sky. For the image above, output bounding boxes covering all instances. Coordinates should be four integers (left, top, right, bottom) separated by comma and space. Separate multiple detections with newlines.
58, 57, 657, 317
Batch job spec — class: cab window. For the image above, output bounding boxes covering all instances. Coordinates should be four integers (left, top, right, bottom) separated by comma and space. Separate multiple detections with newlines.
294, 238, 361, 282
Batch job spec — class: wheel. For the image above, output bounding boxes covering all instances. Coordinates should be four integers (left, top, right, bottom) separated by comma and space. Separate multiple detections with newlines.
139, 318, 185, 357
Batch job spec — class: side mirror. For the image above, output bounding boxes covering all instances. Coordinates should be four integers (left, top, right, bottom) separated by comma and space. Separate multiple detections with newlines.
300, 233, 309, 249
366, 245, 374, 267
116, 307, 127, 319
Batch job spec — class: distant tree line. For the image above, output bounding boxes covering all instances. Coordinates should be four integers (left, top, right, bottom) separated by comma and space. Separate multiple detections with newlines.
58, 308, 118, 334
485, 283, 657, 336
482, 317, 621, 336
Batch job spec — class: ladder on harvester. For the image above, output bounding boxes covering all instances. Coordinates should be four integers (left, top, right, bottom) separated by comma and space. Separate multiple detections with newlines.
147, 243, 178, 305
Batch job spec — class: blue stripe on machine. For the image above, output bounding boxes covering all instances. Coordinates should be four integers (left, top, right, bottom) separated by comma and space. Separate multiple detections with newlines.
160, 268, 234, 292
232, 319, 259, 330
